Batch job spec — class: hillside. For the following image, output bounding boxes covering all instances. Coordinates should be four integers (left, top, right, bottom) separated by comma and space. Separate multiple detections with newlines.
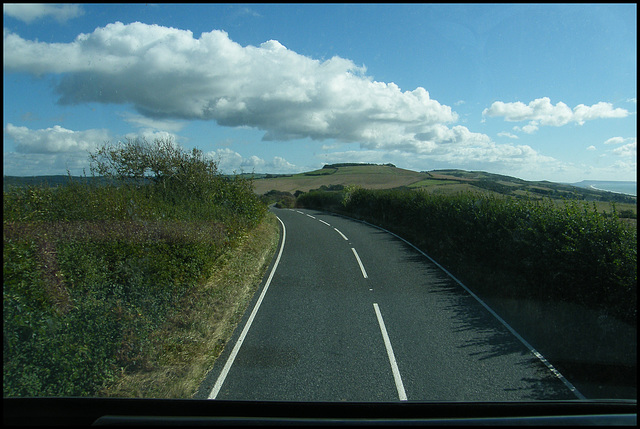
251, 165, 637, 206
251, 164, 426, 194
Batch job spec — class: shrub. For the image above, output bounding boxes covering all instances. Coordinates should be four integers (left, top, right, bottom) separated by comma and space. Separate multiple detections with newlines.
3, 139, 268, 397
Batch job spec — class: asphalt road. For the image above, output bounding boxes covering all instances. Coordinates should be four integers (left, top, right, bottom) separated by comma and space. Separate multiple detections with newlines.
197, 207, 583, 402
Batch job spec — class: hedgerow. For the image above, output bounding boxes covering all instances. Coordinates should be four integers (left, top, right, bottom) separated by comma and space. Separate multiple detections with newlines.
3, 138, 267, 397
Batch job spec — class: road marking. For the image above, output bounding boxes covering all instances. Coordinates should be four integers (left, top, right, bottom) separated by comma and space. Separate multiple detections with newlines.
306, 214, 316, 219
208, 216, 287, 400
351, 248, 368, 278
334, 228, 348, 240
319, 219, 331, 226
355, 218, 586, 400
296, 210, 304, 214
373, 303, 407, 401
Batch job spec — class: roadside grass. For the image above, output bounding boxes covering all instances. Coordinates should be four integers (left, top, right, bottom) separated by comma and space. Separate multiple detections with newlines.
99, 213, 280, 398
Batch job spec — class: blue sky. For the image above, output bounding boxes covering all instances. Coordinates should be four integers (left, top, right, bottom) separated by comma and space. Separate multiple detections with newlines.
3, 3, 637, 182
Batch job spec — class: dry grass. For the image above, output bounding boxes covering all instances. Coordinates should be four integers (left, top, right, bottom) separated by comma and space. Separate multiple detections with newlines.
99, 213, 280, 398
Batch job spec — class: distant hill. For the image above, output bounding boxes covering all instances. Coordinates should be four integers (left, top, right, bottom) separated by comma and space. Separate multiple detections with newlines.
251, 165, 637, 205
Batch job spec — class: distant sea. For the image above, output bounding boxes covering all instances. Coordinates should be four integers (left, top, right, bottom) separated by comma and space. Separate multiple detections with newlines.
571, 181, 637, 197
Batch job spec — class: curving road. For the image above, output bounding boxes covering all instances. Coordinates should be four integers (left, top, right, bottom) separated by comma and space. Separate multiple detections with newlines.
197, 207, 583, 402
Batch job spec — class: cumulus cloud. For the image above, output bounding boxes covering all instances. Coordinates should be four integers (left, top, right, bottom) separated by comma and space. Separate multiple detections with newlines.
612, 142, 636, 158
604, 136, 635, 146
3, 22, 459, 153
207, 148, 299, 174
3, 3, 84, 23
483, 97, 629, 131
4, 123, 110, 153
3, 151, 91, 176
122, 129, 180, 145
586, 145, 596, 151
3, 123, 110, 176
497, 132, 518, 139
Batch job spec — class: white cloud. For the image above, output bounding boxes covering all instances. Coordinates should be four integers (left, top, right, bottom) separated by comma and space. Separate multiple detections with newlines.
3, 22, 457, 153
586, 145, 596, 151
3, 151, 91, 176
3, 3, 83, 23
612, 142, 636, 158
206, 148, 300, 174
4, 123, 110, 153
3, 123, 110, 176
572, 102, 630, 125
497, 132, 518, 139
122, 130, 180, 145
119, 112, 186, 133
513, 122, 539, 134
483, 97, 629, 130
604, 136, 635, 146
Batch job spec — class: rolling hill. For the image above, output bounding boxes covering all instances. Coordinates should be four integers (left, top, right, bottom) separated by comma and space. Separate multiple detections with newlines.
251, 164, 637, 206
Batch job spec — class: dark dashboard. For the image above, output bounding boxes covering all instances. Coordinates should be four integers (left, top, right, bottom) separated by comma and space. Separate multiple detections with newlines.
4, 397, 636, 426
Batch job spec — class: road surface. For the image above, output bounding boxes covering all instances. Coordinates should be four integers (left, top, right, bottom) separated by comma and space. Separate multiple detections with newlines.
197, 207, 582, 401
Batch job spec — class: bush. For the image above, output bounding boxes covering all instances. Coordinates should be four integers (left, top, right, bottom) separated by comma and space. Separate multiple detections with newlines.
3, 139, 268, 397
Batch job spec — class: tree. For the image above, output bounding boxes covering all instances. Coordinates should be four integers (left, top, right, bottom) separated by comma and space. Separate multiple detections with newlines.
89, 137, 219, 195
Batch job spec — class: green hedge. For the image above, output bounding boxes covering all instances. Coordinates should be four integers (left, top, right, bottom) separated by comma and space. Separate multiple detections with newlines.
3, 173, 266, 397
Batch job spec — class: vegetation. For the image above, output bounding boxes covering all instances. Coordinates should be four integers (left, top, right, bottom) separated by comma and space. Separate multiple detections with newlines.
297, 187, 636, 325
3, 138, 270, 397
260, 190, 297, 208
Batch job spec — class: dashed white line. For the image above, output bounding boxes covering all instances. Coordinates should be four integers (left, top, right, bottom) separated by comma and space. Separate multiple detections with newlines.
373, 303, 407, 401
334, 228, 348, 241
351, 248, 368, 278
208, 216, 287, 399
354, 217, 586, 400
306, 214, 316, 219
318, 219, 331, 226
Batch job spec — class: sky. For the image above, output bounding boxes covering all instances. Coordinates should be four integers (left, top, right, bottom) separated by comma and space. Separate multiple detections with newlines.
3, 3, 637, 182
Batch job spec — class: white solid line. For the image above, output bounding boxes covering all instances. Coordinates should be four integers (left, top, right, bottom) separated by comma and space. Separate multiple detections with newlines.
334, 228, 349, 240
357, 219, 586, 400
373, 303, 408, 401
319, 219, 331, 226
208, 216, 287, 400
351, 248, 368, 278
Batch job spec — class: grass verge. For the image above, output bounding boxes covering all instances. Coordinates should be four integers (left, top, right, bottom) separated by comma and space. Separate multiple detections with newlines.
99, 212, 280, 398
